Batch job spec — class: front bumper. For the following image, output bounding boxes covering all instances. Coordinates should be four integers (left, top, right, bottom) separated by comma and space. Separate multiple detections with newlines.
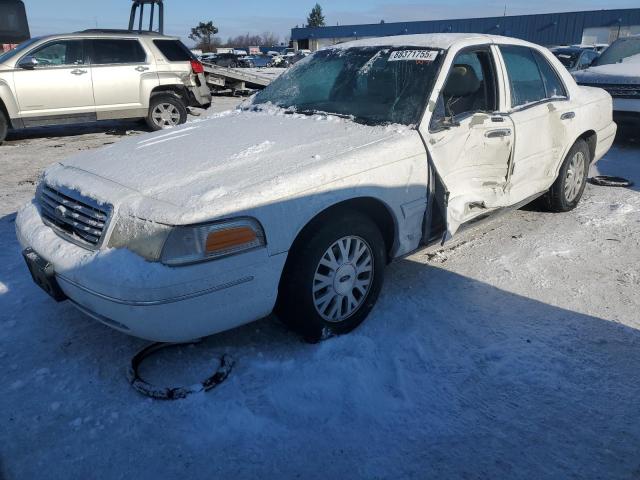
16, 202, 286, 342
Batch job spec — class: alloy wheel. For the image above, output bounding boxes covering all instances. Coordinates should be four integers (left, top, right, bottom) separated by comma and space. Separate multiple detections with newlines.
564, 150, 586, 202
312, 235, 374, 322
152, 103, 181, 129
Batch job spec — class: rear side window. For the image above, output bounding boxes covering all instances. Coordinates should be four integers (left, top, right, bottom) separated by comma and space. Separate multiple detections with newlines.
91, 39, 146, 65
533, 51, 567, 98
499, 45, 547, 108
153, 40, 193, 62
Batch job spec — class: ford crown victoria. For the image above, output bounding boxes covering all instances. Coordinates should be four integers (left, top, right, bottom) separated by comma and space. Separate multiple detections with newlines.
16, 34, 616, 342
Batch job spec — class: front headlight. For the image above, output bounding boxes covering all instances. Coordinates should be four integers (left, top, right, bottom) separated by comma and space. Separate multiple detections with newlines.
108, 216, 172, 262
160, 217, 266, 266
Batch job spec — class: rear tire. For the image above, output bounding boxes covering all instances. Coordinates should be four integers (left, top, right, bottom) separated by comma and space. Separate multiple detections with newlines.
146, 94, 188, 131
276, 210, 386, 343
0, 110, 8, 145
546, 139, 590, 212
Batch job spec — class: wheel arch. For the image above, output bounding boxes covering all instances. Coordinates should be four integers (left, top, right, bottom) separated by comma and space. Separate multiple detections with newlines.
0, 96, 14, 129
150, 85, 188, 102
553, 130, 596, 179
577, 129, 597, 163
286, 196, 398, 264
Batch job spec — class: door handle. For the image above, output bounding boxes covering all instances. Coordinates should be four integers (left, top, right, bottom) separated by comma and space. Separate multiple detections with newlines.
561, 111, 576, 120
135, 66, 150, 72
485, 129, 512, 138
70, 69, 87, 75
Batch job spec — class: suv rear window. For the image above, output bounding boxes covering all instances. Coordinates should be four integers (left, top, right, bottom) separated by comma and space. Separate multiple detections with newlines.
153, 39, 193, 62
91, 39, 146, 64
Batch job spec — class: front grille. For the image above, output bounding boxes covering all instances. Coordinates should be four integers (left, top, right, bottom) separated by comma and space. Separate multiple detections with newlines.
579, 83, 640, 99
38, 185, 111, 249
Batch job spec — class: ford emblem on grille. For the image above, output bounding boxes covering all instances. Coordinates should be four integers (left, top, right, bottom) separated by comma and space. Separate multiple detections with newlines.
55, 205, 67, 217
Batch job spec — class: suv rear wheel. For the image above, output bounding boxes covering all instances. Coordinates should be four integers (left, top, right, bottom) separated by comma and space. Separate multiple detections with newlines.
276, 210, 386, 343
146, 94, 188, 131
0, 110, 8, 144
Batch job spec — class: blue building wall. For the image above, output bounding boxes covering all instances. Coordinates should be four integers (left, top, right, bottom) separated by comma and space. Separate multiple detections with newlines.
291, 8, 640, 46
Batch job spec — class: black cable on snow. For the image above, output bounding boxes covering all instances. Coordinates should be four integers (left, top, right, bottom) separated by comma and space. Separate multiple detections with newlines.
127, 342, 235, 400
589, 176, 634, 188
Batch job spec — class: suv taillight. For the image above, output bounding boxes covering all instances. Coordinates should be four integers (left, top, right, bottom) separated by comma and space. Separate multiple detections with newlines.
190, 59, 204, 74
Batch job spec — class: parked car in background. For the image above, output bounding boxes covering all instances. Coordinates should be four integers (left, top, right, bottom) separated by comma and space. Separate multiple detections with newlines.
211, 52, 253, 68
288, 51, 309, 65
200, 52, 217, 63
0, 30, 211, 143
571, 43, 609, 54
268, 55, 289, 68
574, 35, 640, 128
248, 54, 271, 68
551, 46, 599, 72
16, 34, 615, 343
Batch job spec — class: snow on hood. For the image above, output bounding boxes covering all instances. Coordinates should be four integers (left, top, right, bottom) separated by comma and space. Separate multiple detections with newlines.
574, 54, 640, 84
46, 109, 418, 223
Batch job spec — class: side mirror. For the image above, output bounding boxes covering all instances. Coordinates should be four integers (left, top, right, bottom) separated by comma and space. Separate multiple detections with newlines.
18, 56, 38, 70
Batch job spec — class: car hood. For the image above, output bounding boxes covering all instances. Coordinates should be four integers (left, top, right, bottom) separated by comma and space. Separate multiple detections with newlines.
574, 56, 640, 85
49, 109, 420, 224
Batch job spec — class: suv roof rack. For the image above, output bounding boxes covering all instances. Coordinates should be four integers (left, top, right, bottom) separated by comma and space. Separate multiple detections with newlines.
77, 28, 163, 35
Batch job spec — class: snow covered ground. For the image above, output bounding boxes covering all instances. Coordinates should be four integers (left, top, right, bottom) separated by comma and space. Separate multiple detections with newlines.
1, 100, 639, 479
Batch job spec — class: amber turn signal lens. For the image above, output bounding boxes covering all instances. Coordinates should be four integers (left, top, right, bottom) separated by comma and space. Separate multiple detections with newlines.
205, 227, 257, 253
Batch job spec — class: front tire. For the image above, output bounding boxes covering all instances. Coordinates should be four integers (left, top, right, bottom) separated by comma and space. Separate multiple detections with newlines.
276, 210, 386, 343
546, 139, 590, 212
0, 110, 8, 145
146, 94, 188, 131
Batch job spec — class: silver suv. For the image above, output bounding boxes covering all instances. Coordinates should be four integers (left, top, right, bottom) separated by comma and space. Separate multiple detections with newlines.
0, 29, 212, 143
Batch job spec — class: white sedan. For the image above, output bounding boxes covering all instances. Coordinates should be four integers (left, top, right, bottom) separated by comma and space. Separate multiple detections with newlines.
16, 34, 616, 342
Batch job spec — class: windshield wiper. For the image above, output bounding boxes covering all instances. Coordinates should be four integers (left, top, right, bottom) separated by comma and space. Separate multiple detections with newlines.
288, 108, 354, 120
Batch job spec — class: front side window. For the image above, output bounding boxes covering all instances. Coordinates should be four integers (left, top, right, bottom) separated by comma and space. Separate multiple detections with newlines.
431, 48, 497, 129
28, 40, 84, 67
91, 39, 146, 65
500, 46, 547, 108
251, 46, 443, 126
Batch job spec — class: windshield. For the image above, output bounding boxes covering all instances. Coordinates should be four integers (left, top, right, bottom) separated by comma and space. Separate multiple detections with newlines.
553, 51, 580, 69
0, 37, 40, 64
250, 46, 443, 126
595, 36, 640, 66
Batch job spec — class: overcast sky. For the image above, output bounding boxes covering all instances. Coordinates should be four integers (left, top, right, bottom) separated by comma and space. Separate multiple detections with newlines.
26, 0, 640, 44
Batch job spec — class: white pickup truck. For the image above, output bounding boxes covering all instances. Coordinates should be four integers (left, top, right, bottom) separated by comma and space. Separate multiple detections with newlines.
16, 34, 616, 343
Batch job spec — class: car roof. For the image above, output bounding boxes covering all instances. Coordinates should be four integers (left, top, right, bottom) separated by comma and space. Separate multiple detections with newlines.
35, 30, 179, 41
332, 33, 539, 51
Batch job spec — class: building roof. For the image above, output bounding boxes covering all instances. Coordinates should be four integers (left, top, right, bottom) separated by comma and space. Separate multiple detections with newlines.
291, 8, 640, 46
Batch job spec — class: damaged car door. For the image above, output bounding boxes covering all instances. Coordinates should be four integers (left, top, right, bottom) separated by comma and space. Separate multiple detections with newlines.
423, 46, 515, 235
497, 45, 572, 198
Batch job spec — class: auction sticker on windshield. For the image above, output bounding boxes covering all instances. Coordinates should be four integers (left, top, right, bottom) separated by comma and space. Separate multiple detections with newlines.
388, 50, 439, 62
